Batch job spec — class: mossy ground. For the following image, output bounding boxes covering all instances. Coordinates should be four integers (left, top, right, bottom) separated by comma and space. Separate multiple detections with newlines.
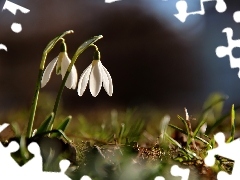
0, 93, 238, 180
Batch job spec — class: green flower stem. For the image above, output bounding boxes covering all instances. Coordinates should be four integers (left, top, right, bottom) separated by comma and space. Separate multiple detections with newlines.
51, 35, 103, 125
26, 30, 74, 138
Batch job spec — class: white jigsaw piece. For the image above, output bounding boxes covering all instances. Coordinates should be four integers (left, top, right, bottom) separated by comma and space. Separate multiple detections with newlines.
233, 11, 240, 23
0, 139, 93, 180
174, 0, 227, 22
0, 141, 20, 173
215, 25, 240, 78
0, 140, 72, 179
105, 0, 121, 3
171, 164, 190, 180
2, 0, 30, 33
204, 132, 240, 179
154, 176, 165, 180
2, 0, 30, 15
0, 123, 9, 132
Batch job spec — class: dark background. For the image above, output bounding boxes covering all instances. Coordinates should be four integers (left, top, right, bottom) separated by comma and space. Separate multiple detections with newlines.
0, 0, 240, 115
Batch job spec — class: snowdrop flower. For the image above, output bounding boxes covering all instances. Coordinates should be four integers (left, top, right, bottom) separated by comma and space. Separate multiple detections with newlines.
77, 50, 113, 97
41, 42, 77, 89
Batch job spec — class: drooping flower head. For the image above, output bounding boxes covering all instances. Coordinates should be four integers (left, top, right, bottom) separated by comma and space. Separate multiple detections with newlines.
77, 49, 113, 97
41, 42, 78, 89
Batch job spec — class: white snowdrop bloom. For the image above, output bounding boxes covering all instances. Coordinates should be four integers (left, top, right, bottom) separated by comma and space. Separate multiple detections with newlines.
41, 43, 77, 89
77, 51, 113, 97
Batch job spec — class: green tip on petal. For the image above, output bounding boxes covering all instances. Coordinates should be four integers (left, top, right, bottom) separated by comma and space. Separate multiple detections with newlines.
93, 50, 100, 60
60, 42, 67, 52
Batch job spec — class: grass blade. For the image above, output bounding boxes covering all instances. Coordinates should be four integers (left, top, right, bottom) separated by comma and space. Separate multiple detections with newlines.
197, 93, 228, 124
165, 132, 182, 148
168, 124, 211, 147
193, 113, 208, 138
51, 115, 72, 138
160, 115, 170, 143
227, 104, 235, 142
36, 112, 54, 135
177, 115, 190, 137
206, 105, 240, 134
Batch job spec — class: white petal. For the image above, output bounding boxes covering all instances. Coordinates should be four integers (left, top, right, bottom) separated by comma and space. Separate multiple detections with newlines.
61, 52, 78, 89
101, 62, 113, 96
41, 56, 58, 88
89, 60, 102, 97
69, 65, 78, 89
77, 64, 92, 96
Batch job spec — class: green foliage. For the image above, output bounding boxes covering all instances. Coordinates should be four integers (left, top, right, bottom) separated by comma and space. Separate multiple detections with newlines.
36, 112, 54, 135
74, 109, 145, 144
1, 30, 239, 179
51, 116, 72, 138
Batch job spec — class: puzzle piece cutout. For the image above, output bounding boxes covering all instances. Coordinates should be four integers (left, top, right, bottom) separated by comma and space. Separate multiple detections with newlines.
0, 140, 73, 179
233, 11, 240, 23
0, 44, 7, 51
204, 132, 240, 179
105, 0, 121, 3
154, 176, 165, 180
215, 25, 240, 78
80, 175, 92, 180
0, 141, 20, 173
2, 0, 30, 33
174, 0, 227, 22
0, 138, 94, 180
11, 22, 22, 33
171, 165, 190, 180
2, 0, 30, 15
0, 123, 9, 132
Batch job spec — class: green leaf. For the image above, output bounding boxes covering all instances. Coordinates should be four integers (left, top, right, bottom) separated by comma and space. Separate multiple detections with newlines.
44, 30, 74, 54
197, 93, 228, 124
227, 104, 235, 142
177, 115, 190, 136
177, 115, 191, 148
71, 35, 103, 62
165, 132, 182, 148
193, 113, 208, 138
36, 112, 54, 135
160, 115, 170, 143
206, 105, 240, 134
40, 30, 74, 70
118, 123, 125, 144
51, 115, 72, 138
168, 124, 211, 147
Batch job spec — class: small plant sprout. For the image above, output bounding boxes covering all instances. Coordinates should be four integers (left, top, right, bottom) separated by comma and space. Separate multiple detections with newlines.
160, 115, 170, 143
184, 108, 197, 150
77, 45, 113, 97
41, 39, 78, 89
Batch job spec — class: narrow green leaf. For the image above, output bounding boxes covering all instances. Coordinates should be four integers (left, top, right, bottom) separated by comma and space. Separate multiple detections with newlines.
165, 132, 182, 148
197, 93, 228, 124
44, 30, 74, 54
71, 35, 103, 62
118, 123, 125, 144
193, 113, 208, 138
34, 129, 72, 144
227, 104, 235, 142
160, 115, 170, 143
51, 116, 72, 138
206, 105, 240, 134
36, 113, 54, 135
177, 115, 191, 148
40, 30, 74, 70
177, 115, 190, 136
168, 124, 211, 147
